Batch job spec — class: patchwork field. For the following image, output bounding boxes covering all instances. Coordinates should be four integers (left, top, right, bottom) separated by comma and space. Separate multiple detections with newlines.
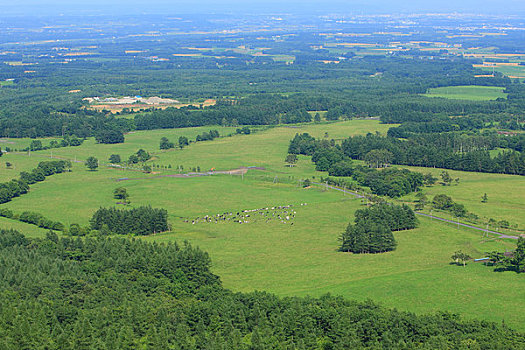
424, 85, 507, 100
0, 120, 524, 330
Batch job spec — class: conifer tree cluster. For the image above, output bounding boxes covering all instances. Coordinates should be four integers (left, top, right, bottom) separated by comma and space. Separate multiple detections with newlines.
90, 206, 168, 235
340, 204, 418, 254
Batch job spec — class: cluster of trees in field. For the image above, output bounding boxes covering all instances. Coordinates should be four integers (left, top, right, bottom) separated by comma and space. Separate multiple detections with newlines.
196, 129, 220, 141
0, 160, 70, 204
288, 133, 426, 197
341, 133, 525, 175
487, 237, 525, 273
236, 126, 251, 134
127, 149, 151, 164
160, 135, 192, 150
340, 203, 418, 254
431, 194, 469, 218
108, 149, 152, 166
0, 229, 523, 349
90, 206, 169, 235
12, 136, 85, 153
95, 129, 125, 144
350, 166, 424, 198
18, 210, 64, 230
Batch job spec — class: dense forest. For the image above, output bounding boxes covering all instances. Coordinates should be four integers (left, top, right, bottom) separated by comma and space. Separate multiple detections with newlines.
341, 133, 525, 175
0, 54, 522, 140
1, 229, 523, 349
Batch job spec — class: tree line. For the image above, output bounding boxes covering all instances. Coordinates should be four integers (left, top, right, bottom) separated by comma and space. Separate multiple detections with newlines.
0, 229, 523, 349
288, 133, 426, 197
0, 160, 70, 204
341, 133, 525, 175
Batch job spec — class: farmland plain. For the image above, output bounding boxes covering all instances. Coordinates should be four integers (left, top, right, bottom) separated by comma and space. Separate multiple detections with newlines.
0, 119, 523, 330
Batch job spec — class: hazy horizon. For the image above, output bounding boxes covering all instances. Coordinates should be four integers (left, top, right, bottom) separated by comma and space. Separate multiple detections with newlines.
2, 0, 525, 16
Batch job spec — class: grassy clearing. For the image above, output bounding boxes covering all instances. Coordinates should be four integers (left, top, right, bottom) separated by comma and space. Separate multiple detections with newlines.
424, 85, 507, 101
0, 120, 523, 330
0, 152, 48, 182
399, 166, 525, 229
480, 65, 525, 78
0, 217, 49, 238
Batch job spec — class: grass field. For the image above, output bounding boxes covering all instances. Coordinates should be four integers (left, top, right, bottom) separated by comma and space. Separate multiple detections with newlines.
0, 216, 48, 238
424, 85, 507, 101
0, 120, 524, 330
398, 166, 525, 230
480, 65, 525, 78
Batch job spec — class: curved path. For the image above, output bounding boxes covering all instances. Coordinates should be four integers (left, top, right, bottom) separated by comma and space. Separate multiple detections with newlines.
314, 182, 519, 240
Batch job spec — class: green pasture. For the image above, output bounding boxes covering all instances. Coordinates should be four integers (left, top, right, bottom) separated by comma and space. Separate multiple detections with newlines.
0, 80, 14, 86
0, 216, 48, 238
480, 65, 525, 78
146, 198, 523, 330
15, 119, 389, 175
399, 166, 525, 230
424, 85, 507, 101
0, 120, 523, 330
0, 152, 48, 182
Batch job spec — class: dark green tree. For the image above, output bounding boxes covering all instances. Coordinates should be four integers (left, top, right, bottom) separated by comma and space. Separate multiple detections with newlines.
109, 154, 121, 164
364, 149, 393, 168
440, 171, 452, 186
423, 173, 437, 186
451, 250, 471, 267
85, 157, 98, 171
113, 187, 129, 202
285, 154, 298, 167
160, 137, 174, 150
178, 136, 189, 149
136, 149, 150, 162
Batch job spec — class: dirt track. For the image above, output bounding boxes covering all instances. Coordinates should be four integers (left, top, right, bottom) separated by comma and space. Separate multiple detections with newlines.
115, 166, 265, 182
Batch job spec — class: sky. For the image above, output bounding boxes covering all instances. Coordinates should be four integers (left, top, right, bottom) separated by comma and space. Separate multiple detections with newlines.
1, 0, 525, 16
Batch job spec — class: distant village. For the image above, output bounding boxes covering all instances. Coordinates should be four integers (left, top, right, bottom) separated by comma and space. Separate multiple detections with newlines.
83, 95, 179, 105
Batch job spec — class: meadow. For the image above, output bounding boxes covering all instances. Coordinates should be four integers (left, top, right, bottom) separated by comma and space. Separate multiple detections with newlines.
0, 119, 524, 330
399, 166, 525, 230
424, 85, 508, 100
480, 64, 525, 78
